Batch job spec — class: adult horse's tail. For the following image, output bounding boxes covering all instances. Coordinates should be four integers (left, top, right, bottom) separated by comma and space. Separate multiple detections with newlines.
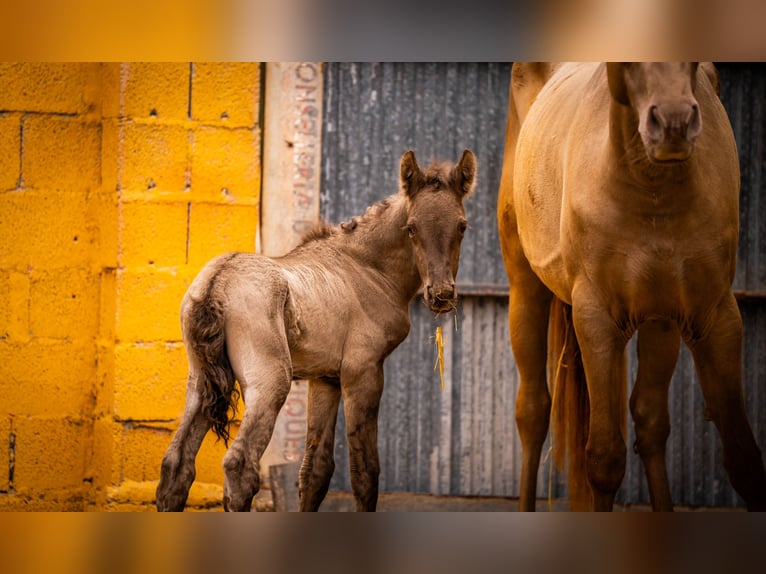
548, 298, 627, 511
185, 261, 240, 445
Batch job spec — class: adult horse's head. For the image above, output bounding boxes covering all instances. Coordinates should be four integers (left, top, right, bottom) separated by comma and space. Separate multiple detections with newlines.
400, 149, 476, 314
607, 62, 702, 163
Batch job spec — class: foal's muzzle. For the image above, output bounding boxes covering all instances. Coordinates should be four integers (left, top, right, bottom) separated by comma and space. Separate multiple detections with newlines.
425, 282, 457, 313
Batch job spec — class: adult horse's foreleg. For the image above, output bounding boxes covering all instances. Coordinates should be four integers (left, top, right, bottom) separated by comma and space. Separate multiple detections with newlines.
509, 269, 553, 511
689, 293, 766, 511
341, 362, 384, 511
222, 327, 292, 511
156, 369, 212, 511
630, 320, 680, 512
299, 378, 341, 511
572, 284, 628, 511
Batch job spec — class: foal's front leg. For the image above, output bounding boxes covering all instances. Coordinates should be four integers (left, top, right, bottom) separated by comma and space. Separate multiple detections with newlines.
299, 378, 342, 511
341, 362, 385, 511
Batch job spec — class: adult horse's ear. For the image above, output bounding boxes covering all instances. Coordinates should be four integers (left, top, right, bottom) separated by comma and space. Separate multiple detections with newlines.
606, 62, 630, 106
452, 149, 477, 196
400, 150, 425, 197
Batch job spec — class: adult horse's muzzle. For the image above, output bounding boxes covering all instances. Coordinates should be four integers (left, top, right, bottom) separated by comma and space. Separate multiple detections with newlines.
425, 282, 457, 314
643, 101, 701, 163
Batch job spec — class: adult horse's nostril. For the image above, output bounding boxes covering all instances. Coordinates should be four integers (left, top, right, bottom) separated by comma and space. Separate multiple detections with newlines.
687, 103, 701, 141
647, 105, 663, 140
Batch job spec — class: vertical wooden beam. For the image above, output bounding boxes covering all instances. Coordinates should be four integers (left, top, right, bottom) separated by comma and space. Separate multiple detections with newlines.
260, 63, 324, 478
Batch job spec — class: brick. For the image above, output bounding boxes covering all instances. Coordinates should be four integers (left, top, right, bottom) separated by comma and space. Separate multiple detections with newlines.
22, 115, 100, 192
90, 416, 114, 490
191, 63, 261, 127
0, 270, 30, 342
101, 118, 120, 197
114, 342, 188, 421
191, 126, 260, 202
0, 63, 93, 115
99, 64, 122, 119
121, 122, 189, 194
119, 201, 189, 268
13, 416, 86, 491
0, 189, 94, 270
0, 113, 21, 191
122, 63, 190, 121
0, 339, 95, 417
94, 191, 119, 269
115, 267, 193, 342
29, 268, 100, 340
0, 416, 9, 491
187, 203, 258, 266
119, 421, 238, 485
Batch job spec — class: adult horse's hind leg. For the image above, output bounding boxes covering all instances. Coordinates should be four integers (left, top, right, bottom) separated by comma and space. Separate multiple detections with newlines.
630, 320, 680, 512
341, 362, 385, 511
156, 366, 212, 511
221, 317, 292, 511
299, 378, 341, 511
509, 266, 553, 511
689, 294, 766, 511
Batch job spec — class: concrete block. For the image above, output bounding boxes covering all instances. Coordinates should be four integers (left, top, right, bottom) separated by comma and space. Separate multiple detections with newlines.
0, 270, 30, 342
115, 267, 192, 342
119, 201, 189, 268
122, 63, 190, 121
121, 122, 189, 194
29, 268, 100, 340
190, 126, 260, 202
0, 339, 94, 417
13, 416, 86, 491
0, 189, 93, 270
113, 342, 187, 421
0, 112, 21, 191
22, 115, 100, 192
187, 203, 258, 266
191, 63, 261, 127
0, 63, 93, 115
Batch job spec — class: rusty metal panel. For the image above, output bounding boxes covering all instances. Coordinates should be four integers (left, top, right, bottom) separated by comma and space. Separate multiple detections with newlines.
320, 62, 766, 509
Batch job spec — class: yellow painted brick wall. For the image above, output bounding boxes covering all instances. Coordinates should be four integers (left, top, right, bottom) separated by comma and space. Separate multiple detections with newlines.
0, 63, 262, 511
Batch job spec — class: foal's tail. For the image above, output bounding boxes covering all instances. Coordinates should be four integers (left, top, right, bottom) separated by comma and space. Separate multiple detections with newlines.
548, 298, 591, 511
185, 265, 240, 445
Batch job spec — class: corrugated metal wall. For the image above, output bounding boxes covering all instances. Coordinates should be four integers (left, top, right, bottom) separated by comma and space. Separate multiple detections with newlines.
319, 62, 766, 508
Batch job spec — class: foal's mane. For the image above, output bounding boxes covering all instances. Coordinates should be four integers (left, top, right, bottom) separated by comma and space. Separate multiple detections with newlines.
295, 159, 455, 248
296, 196, 398, 247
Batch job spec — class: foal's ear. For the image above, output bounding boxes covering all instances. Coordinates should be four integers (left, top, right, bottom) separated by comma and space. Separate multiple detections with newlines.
400, 150, 425, 197
606, 62, 630, 106
451, 149, 477, 197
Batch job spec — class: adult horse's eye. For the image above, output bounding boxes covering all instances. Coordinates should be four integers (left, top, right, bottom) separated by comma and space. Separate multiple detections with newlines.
458, 220, 468, 235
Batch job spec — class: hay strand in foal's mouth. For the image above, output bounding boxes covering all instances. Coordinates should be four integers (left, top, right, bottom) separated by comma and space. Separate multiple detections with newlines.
433, 315, 457, 391
434, 325, 446, 390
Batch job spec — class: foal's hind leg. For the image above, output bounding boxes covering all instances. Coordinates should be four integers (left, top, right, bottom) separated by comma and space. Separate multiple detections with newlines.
689, 294, 766, 510
299, 378, 341, 511
156, 367, 213, 511
630, 320, 680, 512
221, 320, 292, 511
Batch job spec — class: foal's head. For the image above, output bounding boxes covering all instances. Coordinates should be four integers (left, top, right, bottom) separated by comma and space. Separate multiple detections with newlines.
399, 149, 476, 314
607, 62, 702, 163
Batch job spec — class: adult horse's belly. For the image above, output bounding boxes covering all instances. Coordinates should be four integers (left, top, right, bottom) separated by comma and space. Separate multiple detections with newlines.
511, 62, 606, 305
512, 110, 572, 303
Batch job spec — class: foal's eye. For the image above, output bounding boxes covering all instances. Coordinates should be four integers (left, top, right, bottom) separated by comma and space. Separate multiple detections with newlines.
406, 223, 416, 237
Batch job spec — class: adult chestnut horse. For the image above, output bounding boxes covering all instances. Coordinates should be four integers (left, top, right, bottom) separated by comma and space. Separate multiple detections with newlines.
157, 149, 476, 511
498, 62, 766, 511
